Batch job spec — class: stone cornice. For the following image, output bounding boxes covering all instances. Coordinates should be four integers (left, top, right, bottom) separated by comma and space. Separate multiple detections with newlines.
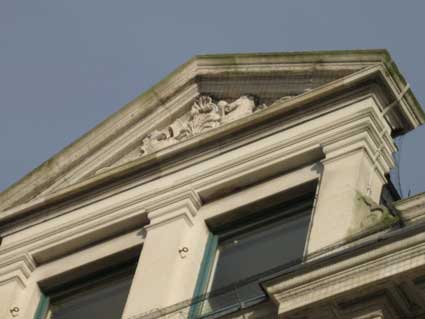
263, 222, 425, 316
395, 192, 425, 224
145, 190, 202, 229
1, 50, 422, 215
41, 84, 201, 197
0, 253, 35, 288
0, 198, 148, 264
0, 86, 399, 232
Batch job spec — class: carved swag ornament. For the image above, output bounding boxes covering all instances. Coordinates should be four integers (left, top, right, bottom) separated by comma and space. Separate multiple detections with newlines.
140, 95, 267, 155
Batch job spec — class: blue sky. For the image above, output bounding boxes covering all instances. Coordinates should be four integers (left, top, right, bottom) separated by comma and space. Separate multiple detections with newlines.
1, 1, 425, 196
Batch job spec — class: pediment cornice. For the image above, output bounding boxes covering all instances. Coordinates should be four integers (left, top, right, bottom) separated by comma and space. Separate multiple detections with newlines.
1, 50, 423, 216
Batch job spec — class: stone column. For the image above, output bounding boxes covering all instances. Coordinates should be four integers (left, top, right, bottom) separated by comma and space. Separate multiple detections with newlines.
307, 118, 396, 256
122, 191, 210, 318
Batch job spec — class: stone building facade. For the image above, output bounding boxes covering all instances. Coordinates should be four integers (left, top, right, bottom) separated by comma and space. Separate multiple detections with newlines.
1, 50, 425, 319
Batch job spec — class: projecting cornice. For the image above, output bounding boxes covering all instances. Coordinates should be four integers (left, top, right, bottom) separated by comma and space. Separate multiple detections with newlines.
263, 222, 425, 317
395, 192, 425, 224
0, 50, 423, 216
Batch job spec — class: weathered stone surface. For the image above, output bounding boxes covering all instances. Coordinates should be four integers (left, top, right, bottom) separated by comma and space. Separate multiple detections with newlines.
2, 50, 423, 213
139, 95, 267, 156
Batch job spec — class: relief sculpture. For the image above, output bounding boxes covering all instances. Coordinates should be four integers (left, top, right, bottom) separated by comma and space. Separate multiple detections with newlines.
140, 95, 267, 155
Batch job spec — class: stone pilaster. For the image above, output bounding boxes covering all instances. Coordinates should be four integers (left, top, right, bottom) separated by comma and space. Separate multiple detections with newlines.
306, 108, 397, 256
122, 191, 209, 318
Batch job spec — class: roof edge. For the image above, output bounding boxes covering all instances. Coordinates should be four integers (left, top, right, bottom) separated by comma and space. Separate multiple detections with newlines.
1, 49, 423, 212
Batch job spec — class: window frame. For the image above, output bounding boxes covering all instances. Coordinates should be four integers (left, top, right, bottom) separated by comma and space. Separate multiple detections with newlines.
33, 249, 141, 319
190, 196, 314, 318
34, 293, 50, 319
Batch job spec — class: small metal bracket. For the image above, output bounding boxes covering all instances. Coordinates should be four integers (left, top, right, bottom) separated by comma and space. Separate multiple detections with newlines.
178, 246, 189, 258
10, 306, 20, 317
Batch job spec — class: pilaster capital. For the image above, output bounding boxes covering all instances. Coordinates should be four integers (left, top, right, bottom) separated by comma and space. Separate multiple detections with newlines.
145, 189, 202, 230
0, 253, 35, 288
320, 120, 396, 182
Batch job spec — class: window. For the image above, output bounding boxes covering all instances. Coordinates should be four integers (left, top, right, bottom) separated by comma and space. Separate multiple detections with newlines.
192, 197, 313, 318
35, 261, 137, 319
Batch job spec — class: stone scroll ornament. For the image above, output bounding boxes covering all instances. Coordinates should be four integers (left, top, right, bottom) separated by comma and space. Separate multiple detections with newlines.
140, 95, 267, 155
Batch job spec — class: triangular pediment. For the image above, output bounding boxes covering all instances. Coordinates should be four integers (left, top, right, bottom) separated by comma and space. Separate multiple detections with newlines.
1, 50, 424, 212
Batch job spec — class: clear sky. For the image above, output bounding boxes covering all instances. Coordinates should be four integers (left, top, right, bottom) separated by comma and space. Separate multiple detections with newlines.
1, 1, 424, 197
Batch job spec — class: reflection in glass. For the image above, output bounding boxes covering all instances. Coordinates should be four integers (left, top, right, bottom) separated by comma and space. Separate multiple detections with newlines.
48, 268, 135, 319
202, 202, 312, 316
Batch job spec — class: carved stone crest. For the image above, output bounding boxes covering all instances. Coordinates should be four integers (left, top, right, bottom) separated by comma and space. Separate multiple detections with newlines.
140, 95, 267, 155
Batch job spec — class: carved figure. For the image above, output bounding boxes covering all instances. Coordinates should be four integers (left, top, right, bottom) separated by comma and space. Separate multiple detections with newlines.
222, 95, 257, 123
179, 96, 222, 137
140, 94, 267, 156
140, 129, 177, 155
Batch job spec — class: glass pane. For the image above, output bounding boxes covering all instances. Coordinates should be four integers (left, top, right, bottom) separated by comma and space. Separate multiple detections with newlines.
49, 273, 133, 319
203, 212, 311, 315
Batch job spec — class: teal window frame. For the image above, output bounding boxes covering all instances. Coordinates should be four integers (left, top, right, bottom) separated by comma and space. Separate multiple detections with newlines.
189, 232, 218, 319
33, 292, 50, 319
33, 258, 139, 319
190, 197, 313, 318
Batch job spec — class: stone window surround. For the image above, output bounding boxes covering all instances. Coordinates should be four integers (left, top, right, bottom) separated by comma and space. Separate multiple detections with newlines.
0, 222, 145, 318
120, 163, 320, 318
189, 193, 315, 318
33, 230, 144, 319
